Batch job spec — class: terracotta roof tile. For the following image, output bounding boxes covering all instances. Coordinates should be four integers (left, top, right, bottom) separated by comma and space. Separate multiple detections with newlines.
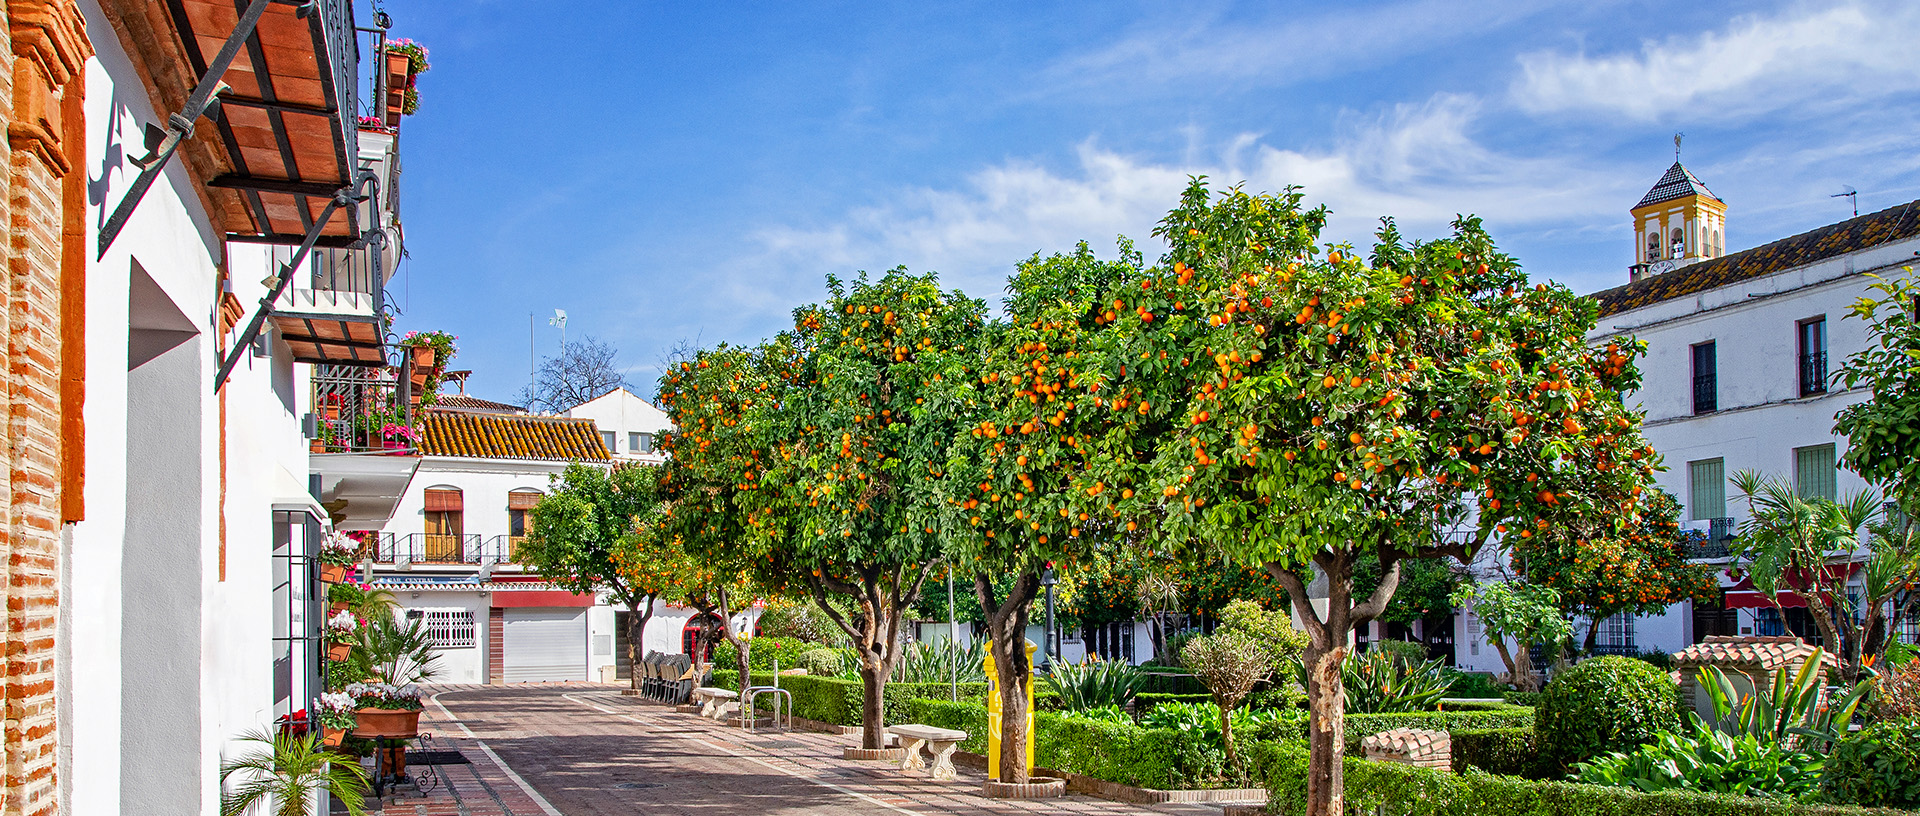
418, 409, 610, 462
1593, 199, 1920, 317
434, 394, 526, 413
1670, 635, 1838, 672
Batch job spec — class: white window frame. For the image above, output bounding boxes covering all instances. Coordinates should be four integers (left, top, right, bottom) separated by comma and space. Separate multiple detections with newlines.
412, 607, 477, 649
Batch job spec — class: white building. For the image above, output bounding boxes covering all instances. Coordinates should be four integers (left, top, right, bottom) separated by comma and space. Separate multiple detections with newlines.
566, 386, 671, 464
1451, 161, 1920, 673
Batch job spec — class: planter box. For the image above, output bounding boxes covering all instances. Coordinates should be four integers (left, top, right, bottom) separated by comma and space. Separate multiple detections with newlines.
329, 602, 349, 615
353, 707, 421, 738
319, 563, 350, 584
326, 641, 353, 662
409, 345, 435, 373
322, 727, 346, 748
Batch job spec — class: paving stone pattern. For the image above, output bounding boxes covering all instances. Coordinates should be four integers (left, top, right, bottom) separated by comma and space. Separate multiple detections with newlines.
374, 683, 1235, 815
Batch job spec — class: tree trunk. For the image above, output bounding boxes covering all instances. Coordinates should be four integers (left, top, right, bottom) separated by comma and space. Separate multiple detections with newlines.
977, 571, 1041, 784
1218, 699, 1239, 773
1301, 641, 1347, 816
859, 663, 888, 749
1583, 614, 1601, 655
625, 597, 653, 692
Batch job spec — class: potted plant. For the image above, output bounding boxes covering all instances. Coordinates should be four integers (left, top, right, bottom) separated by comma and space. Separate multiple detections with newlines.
219, 728, 369, 816
313, 692, 358, 749
323, 610, 359, 662
381, 39, 430, 124
346, 682, 423, 737
317, 533, 357, 583
380, 423, 420, 454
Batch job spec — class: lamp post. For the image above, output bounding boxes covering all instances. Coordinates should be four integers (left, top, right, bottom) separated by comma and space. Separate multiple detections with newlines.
1040, 566, 1058, 667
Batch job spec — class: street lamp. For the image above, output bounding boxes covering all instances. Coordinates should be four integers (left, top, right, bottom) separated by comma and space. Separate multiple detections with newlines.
1040, 565, 1059, 667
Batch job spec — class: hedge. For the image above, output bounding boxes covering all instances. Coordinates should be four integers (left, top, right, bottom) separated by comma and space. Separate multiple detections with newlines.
1504, 691, 1544, 707
897, 698, 1222, 790
1435, 700, 1529, 713
1452, 727, 1556, 779
1136, 692, 1215, 712
1251, 741, 1919, 816
710, 671, 987, 727
1255, 709, 1538, 751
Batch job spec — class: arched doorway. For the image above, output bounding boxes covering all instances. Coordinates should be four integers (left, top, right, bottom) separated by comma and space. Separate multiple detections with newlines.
682, 613, 723, 661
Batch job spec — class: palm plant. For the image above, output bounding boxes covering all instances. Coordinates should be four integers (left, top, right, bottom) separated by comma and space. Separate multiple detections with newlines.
891, 637, 986, 685
1043, 657, 1148, 711
356, 616, 442, 685
219, 729, 369, 816
1730, 471, 1919, 682
1695, 648, 1872, 751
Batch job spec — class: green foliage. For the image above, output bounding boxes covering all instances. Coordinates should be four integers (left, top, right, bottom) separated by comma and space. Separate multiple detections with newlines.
1823, 720, 1920, 808
1215, 599, 1310, 671
1505, 691, 1544, 707
892, 637, 987, 684
1253, 740, 1913, 816
712, 671, 988, 727
1340, 647, 1453, 713
1576, 717, 1825, 801
218, 729, 369, 816
1451, 728, 1556, 778
1446, 670, 1509, 698
1694, 649, 1869, 751
1636, 649, 1674, 671
521, 462, 666, 608
354, 616, 440, 686
755, 599, 849, 645
1833, 269, 1920, 516
1356, 555, 1464, 625
711, 637, 812, 673
797, 647, 845, 677
1537, 656, 1681, 765
896, 697, 1229, 789
1452, 581, 1573, 691
1044, 657, 1147, 711
1373, 639, 1431, 666
1516, 488, 1718, 648
1136, 692, 1215, 712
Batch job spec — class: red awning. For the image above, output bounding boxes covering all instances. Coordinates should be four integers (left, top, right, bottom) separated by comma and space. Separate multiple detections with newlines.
492, 589, 594, 608
1723, 564, 1859, 609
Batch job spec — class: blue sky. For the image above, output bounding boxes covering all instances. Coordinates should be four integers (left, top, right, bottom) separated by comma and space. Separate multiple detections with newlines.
376, 0, 1920, 405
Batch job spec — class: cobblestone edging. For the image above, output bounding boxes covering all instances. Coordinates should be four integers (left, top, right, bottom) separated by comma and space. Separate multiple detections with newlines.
950, 752, 1268, 806
982, 777, 1067, 798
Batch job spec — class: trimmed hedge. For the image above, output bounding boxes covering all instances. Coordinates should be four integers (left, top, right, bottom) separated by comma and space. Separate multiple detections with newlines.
711, 636, 813, 672
1504, 691, 1544, 707
1452, 727, 1556, 779
710, 671, 987, 727
1254, 709, 1537, 751
1251, 741, 1918, 816
896, 698, 1222, 789
1437, 700, 1530, 713
1536, 657, 1680, 764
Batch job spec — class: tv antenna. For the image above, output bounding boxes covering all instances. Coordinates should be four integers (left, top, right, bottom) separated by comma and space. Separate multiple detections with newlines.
1831, 186, 1858, 218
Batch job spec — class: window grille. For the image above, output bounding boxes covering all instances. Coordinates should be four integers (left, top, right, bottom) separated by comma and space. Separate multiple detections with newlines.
1691, 342, 1717, 414
1466, 610, 1480, 656
410, 608, 477, 648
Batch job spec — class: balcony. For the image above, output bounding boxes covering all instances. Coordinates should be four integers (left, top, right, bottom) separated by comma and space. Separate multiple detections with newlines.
1691, 372, 1717, 414
1799, 351, 1828, 397
372, 534, 524, 568
312, 365, 412, 453
270, 245, 390, 367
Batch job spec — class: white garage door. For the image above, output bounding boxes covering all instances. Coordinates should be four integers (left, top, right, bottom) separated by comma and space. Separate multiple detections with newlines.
503, 609, 587, 683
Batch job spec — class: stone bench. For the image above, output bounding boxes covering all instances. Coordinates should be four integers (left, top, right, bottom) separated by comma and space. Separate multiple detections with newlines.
691, 687, 738, 719
887, 724, 968, 782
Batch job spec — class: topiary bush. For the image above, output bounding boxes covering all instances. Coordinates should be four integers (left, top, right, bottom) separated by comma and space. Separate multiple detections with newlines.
1535, 656, 1680, 765
797, 647, 845, 677
1823, 720, 1920, 808
1503, 690, 1543, 707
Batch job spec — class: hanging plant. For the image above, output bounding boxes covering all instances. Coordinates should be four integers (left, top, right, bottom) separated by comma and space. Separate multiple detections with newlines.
383, 39, 430, 75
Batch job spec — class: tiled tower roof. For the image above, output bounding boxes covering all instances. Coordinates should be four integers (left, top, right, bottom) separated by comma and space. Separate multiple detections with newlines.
1635, 161, 1722, 209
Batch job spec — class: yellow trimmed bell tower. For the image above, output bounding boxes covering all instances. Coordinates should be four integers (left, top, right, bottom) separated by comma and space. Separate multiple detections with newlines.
1630, 135, 1726, 282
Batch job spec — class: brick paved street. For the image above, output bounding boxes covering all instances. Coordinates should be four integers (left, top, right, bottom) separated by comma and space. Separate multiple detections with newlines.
375, 684, 1246, 815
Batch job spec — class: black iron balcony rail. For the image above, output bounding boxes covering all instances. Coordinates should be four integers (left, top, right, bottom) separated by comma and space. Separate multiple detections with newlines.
1799, 351, 1828, 397
1692, 372, 1717, 414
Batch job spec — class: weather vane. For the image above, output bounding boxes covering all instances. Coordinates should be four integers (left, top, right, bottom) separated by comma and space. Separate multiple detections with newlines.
1674, 133, 1683, 162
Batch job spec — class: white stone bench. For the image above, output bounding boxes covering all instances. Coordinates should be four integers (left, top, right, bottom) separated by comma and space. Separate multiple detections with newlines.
887, 724, 968, 781
691, 687, 738, 719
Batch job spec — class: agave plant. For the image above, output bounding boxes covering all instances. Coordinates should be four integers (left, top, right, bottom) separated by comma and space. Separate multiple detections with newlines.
1695, 647, 1872, 751
891, 637, 987, 685
1336, 647, 1452, 714
219, 728, 369, 816
1575, 717, 1824, 800
1044, 657, 1147, 712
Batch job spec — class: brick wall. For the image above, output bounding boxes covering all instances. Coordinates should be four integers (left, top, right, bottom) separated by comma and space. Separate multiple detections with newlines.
489, 608, 504, 684
0, 2, 89, 814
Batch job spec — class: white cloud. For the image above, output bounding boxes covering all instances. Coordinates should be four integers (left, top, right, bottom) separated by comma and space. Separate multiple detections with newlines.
1513, 1, 1920, 120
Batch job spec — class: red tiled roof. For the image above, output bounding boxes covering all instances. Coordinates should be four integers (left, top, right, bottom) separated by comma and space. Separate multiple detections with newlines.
1592, 199, 1920, 317
1670, 636, 1837, 672
418, 409, 610, 462
434, 394, 526, 413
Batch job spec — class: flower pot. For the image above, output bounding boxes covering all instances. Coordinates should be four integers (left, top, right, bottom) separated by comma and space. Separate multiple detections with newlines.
353, 707, 421, 738
310, 439, 326, 454
382, 439, 410, 456
409, 345, 436, 373
322, 727, 346, 748
329, 602, 349, 616
327, 641, 353, 662
319, 563, 350, 584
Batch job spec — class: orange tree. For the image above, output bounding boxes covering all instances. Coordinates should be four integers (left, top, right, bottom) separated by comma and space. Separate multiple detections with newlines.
521, 461, 670, 693
939, 241, 1154, 783
1098, 181, 1658, 815
748, 270, 986, 751
654, 343, 779, 686
1514, 486, 1716, 654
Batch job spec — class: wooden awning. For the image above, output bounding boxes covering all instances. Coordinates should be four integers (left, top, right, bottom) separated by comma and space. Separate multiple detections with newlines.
271, 312, 383, 366
166, 0, 360, 243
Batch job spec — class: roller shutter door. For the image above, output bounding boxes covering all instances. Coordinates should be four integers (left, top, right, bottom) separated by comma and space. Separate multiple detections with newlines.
503, 609, 587, 682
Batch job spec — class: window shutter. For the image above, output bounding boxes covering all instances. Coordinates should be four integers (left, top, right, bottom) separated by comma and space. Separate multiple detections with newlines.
1688, 459, 1726, 520
507, 491, 542, 510
424, 488, 464, 512
1795, 445, 1837, 501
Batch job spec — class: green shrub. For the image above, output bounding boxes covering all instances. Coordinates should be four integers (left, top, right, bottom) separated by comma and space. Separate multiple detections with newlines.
1044, 658, 1146, 711
710, 671, 987, 726
1447, 670, 1510, 698
1575, 718, 1823, 801
1340, 648, 1453, 713
1137, 692, 1215, 713
897, 697, 1226, 789
711, 636, 812, 673
1823, 720, 1920, 808
893, 638, 986, 684
1440, 700, 1530, 713
1504, 691, 1544, 707
1139, 668, 1207, 695
1537, 656, 1680, 764
1635, 649, 1673, 671
1251, 740, 1915, 816
1452, 728, 1555, 778
797, 648, 845, 677
1373, 639, 1430, 666
1252, 708, 1535, 751
1247, 683, 1307, 711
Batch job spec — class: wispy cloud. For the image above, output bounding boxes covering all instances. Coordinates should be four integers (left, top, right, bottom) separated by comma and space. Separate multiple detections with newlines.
1512, 1, 1920, 121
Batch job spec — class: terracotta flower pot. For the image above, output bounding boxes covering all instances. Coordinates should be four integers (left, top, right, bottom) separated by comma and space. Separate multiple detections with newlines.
409, 345, 436, 373
322, 727, 346, 748
327, 641, 353, 662
310, 439, 327, 454
353, 707, 421, 738
319, 563, 350, 584
329, 602, 349, 616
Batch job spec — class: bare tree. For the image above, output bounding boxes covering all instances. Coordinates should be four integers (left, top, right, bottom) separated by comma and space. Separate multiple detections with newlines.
521, 335, 633, 412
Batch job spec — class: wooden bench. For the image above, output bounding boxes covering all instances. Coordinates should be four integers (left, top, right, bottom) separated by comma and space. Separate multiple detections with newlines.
690, 687, 738, 719
887, 724, 968, 781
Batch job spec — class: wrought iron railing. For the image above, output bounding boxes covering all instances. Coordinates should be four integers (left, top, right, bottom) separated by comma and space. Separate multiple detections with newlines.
312, 365, 410, 452
1589, 644, 1641, 658
1799, 351, 1828, 396
372, 534, 526, 567
1692, 372, 1717, 414
1685, 517, 1737, 558
319, 0, 359, 176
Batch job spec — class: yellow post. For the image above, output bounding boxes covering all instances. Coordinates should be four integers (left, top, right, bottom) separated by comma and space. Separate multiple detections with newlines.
984, 639, 1039, 781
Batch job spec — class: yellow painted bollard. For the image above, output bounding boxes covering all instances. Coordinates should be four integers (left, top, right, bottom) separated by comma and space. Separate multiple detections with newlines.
984, 639, 1038, 781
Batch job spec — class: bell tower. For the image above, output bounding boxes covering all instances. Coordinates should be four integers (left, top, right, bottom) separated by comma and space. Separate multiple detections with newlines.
1629, 134, 1726, 282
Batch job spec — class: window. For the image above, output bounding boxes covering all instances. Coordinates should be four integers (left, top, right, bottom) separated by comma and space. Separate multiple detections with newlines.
1688, 458, 1726, 520
1691, 342, 1717, 414
1466, 609, 1481, 656
601, 430, 617, 453
1795, 444, 1837, 501
507, 490, 541, 559
423, 488, 464, 562
1600, 613, 1636, 650
407, 608, 476, 648
630, 431, 655, 454
1798, 317, 1828, 396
